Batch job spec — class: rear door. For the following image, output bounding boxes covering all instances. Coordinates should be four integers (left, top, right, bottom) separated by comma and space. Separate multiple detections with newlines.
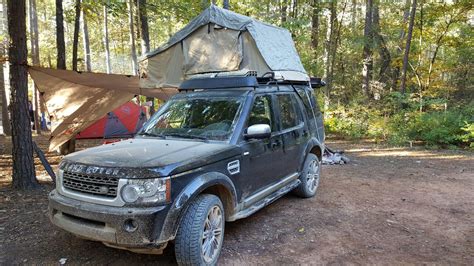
274, 93, 306, 176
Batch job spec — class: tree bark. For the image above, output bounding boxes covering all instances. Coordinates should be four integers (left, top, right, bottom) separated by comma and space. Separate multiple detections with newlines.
1, 0, 11, 136
291, 0, 298, 19
57, 0, 76, 154
28, 0, 40, 134
323, 0, 337, 110
400, 0, 417, 94
310, 0, 320, 55
72, 0, 80, 71
137, 0, 149, 55
137, 0, 154, 115
223, 0, 230, 10
362, 0, 373, 97
128, 0, 137, 74
7, 0, 38, 189
372, 2, 391, 86
351, 0, 357, 30
391, 0, 410, 90
280, 0, 288, 25
81, 0, 91, 72
55, 0, 65, 69
103, 1, 111, 74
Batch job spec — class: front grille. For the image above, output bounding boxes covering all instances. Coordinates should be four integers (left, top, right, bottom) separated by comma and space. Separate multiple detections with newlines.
62, 171, 119, 198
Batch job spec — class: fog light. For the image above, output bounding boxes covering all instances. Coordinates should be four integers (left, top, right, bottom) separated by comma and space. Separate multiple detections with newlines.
123, 219, 138, 232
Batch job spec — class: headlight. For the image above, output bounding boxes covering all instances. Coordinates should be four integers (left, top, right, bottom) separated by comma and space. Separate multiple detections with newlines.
120, 178, 170, 204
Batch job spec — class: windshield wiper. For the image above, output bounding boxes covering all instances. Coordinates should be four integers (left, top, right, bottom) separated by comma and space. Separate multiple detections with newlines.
164, 133, 208, 141
137, 132, 166, 138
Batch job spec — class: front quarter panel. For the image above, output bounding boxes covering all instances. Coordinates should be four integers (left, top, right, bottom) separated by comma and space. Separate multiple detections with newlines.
156, 171, 238, 242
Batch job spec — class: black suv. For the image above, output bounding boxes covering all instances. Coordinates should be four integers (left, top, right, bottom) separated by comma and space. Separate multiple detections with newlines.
48, 75, 325, 265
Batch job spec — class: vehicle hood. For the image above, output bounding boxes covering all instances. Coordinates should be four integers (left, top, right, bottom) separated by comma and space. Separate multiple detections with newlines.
63, 138, 241, 177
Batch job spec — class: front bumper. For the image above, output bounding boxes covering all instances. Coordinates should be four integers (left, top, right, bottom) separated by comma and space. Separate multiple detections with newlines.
48, 189, 170, 250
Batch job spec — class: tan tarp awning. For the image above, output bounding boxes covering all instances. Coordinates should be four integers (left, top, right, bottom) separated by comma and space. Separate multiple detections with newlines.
28, 67, 178, 151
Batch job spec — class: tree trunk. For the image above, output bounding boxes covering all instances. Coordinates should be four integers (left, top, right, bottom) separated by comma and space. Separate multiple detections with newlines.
56, 0, 76, 154
137, 0, 150, 55
391, 0, 411, 90
55, 0, 65, 69
128, 0, 137, 74
351, 0, 357, 30
28, 0, 40, 134
137, 0, 154, 115
400, 0, 417, 94
103, 1, 111, 74
362, 0, 373, 97
292, 0, 298, 19
7, 0, 38, 189
372, 2, 391, 86
323, 0, 336, 111
81, 0, 91, 72
0, 66, 10, 136
280, 0, 288, 25
72, 0, 80, 71
1, 0, 11, 136
310, 0, 320, 56
223, 0, 230, 10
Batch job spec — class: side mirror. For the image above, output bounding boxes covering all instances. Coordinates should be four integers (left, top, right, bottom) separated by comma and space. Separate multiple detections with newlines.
245, 124, 271, 139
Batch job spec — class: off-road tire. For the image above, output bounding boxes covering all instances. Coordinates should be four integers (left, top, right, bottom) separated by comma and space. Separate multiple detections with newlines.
175, 194, 225, 266
293, 153, 321, 198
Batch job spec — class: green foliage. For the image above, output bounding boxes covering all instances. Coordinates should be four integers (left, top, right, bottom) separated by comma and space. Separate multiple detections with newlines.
326, 96, 474, 148
17, 0, 472, 149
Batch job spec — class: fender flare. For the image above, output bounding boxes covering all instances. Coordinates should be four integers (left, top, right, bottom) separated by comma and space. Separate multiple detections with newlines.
156, 172, 238, 242
299, 138, 324, 171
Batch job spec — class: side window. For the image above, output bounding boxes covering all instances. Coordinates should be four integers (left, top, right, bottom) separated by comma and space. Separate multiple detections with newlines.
277, 94, 300, 129
309, 90, 322, 116
295, 86, 320, 116
248, 95, 274, 131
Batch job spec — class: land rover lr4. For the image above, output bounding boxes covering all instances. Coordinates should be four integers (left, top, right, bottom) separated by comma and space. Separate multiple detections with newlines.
48, 75, 325, 265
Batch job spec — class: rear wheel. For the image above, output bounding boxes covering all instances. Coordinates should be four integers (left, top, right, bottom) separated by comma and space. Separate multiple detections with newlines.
175, 194, 225, 266
294, 153, 321, 198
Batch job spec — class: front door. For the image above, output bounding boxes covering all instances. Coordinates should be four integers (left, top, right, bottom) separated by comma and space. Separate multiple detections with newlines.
239, 94, 283, 198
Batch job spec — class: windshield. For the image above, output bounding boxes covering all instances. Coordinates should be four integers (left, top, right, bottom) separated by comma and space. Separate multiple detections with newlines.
140, 96, 244, 141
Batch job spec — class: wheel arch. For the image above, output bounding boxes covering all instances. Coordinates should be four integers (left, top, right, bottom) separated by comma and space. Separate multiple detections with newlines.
156, 172, 238, 243
297, 139, 323, 171
302, 138, 324, 162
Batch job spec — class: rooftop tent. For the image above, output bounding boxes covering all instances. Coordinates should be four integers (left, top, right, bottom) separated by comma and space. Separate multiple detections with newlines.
139, 5, 308, 89
28, 66, 177, 151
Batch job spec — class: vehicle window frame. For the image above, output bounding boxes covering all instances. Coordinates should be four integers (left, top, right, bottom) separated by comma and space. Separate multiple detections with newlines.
246, 94, 276, 132
274, 92, 304, 133
139, 95, 245, 142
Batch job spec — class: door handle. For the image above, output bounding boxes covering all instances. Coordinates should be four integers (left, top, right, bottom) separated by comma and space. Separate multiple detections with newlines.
271, 139, 281, 149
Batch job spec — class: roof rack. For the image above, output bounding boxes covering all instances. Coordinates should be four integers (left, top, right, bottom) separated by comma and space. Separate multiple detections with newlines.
178, 71, 325, 91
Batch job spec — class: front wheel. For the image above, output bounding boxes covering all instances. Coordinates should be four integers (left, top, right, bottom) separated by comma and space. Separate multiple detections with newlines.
293, 153, 321, 198
175, 194, 225, 266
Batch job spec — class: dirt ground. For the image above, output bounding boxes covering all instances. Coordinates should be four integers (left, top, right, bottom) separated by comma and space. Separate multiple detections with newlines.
0, 135, 473, 265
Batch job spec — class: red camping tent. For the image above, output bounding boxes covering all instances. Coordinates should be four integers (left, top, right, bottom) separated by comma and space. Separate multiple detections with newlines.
76, 102, 147, 139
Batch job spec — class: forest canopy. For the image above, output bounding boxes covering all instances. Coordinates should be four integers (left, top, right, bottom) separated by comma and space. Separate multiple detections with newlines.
1, 0, 473, 148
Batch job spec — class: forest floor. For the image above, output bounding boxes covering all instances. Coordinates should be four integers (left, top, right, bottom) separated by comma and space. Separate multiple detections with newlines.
0, 135, 473, 265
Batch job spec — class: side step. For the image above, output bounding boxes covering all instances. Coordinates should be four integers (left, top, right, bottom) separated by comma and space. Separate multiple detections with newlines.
229, 179, 301, 221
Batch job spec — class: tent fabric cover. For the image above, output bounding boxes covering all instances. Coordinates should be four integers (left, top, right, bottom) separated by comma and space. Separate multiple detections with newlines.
28, 67, 177, 151
76, 102, 146, 139
140, 5, 307, 89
